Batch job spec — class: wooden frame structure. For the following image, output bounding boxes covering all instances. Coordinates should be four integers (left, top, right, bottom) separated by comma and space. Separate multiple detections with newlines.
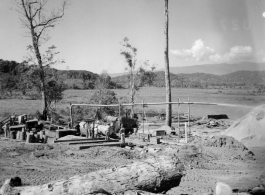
69, 101, 217, 129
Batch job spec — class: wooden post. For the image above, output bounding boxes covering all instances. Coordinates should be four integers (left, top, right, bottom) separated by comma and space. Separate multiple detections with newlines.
119, 103, 121, 118
188, 97, 190, 136
185, 122, 188, 143
178, 98, 180, 138
70, 103, 73, 128
92, 121, 95, 139
86, 122, 89, 138
142, 100, 144, 134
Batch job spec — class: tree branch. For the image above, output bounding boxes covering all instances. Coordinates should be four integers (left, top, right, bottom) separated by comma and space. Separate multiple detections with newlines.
31, 0, 46, 19
21, 0, 31, 21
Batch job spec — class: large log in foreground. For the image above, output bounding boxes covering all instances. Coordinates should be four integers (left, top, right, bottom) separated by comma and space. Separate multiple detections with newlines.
0, 155, 184, 195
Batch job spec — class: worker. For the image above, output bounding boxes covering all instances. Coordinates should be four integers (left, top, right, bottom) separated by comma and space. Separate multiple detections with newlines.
10, 113, 16, 126
75, 124, 80, 135
119, 124, 125, 137
105, 129, 110, 140
120, 124, 126, 144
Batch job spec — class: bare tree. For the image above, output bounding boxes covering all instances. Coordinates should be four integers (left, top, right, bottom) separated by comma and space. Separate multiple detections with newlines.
164, 0, 172, 126
14, 0, 68, 119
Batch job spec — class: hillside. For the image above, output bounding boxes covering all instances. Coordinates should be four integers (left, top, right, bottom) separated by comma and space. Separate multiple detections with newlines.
162, 62, 265, 75
0, 59, 121, 95
1, 59, 265, 93
112, 70, 265, 89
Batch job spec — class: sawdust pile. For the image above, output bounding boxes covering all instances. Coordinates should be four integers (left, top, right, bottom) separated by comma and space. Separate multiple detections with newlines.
222, 104, 265, 147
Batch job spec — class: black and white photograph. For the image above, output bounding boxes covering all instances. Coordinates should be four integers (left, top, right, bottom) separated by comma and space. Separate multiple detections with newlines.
0, 0, 265, 194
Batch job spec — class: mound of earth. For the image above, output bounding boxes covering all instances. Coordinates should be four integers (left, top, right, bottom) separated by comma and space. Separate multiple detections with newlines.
222, 104, 265, 147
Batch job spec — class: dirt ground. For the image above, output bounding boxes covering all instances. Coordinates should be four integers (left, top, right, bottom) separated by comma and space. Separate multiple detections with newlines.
0, 125, 265, 195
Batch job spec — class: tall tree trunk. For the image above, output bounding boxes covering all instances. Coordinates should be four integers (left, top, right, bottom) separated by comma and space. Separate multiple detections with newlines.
30, 28, 47, 120
164, 0, 172, 126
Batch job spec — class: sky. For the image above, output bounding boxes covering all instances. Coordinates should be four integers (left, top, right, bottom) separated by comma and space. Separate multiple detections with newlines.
1, 0, 265, 74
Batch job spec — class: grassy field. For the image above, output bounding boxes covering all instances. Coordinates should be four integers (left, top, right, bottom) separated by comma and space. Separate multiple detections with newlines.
0, 87, 264, 122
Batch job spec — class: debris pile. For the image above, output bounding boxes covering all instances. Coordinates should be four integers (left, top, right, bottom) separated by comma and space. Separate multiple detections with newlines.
196, 118, 231, 129
191, 135, 255, 161
202, 135, 248, 150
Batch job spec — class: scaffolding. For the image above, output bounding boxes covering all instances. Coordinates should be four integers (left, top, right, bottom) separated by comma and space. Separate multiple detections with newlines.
69, 100, 217, 131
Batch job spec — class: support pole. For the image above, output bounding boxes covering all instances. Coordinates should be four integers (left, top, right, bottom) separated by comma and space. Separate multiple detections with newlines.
188, 98, 190, 136
70, 103, 73, 128
142, 100, 144, 134
178, 98, 180, 138
185, 122, 188, 143
119, 103, 121, 118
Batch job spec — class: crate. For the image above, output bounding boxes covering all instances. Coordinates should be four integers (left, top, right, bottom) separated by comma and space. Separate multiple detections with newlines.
56, 129, 78, 139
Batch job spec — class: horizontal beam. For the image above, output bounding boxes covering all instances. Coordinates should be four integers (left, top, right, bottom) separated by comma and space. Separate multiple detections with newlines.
79, 142, 128, 150
69, 139, 119, 145
70, 101, 217, 108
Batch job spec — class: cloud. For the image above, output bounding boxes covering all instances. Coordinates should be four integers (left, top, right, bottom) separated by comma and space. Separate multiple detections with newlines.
170, 40, 255, 63
170, 39, 215, 61
211, 46, 253, 63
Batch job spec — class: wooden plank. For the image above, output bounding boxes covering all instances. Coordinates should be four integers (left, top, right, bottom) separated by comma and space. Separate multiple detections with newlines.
79, 142, 128, 149
54, 137, 105, 143
69, 139, 119, 145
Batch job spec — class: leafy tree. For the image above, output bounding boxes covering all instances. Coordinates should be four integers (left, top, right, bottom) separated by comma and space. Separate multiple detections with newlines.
95, 71, 111, 90
46, 79, 65, 111
25, 45, 65, 114
254, 84, 265, 94
138, 60, 157, 87
120, 37, 138, 116
14, 0, 68, 119
0, 75, 17, 96
164, 0, 172, 126
90, 89, 119, 118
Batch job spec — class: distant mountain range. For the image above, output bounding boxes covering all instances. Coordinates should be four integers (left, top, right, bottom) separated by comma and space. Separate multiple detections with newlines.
1, 59, 264, 92
163, 62, 265, 75
110, 62, 265, 77
112, 70, 265, 89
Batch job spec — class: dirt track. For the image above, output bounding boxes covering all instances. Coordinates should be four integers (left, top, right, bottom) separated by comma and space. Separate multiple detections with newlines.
0, 128, 265, 194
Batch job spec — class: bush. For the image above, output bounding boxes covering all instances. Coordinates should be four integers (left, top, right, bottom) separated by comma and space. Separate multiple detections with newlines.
72, 89, 120, 122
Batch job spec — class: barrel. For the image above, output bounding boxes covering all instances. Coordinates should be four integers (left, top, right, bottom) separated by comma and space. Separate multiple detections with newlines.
133, 128, 137, 135
34, 133, 39, 143
10, 131, 16, 139
26, 133, 33, 143
20, 131, 26, 141
43, 135, 48, 143
120, 133, 125, 144
39, 130, 45, 143
16, 131, 20, 140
